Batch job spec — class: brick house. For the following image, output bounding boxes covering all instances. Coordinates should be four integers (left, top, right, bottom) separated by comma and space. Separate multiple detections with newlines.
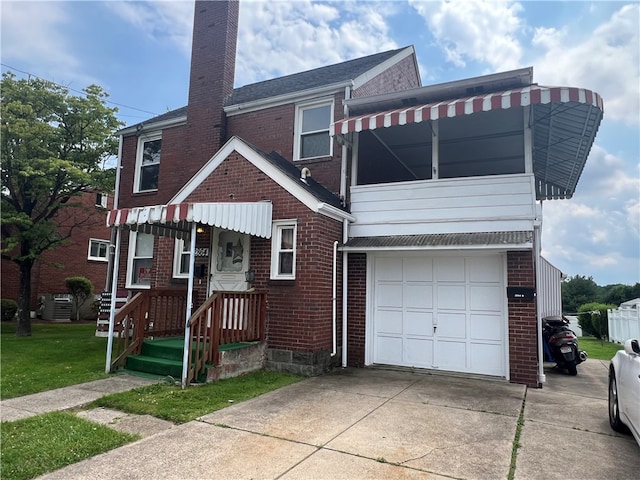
2, 191, 113, 320
104, 0, 603, 387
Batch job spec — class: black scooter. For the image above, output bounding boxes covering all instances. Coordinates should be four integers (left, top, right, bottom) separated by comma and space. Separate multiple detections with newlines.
542, 316, 587, 375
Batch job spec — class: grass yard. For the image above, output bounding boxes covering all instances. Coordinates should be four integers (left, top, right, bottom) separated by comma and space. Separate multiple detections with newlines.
578, 336, 624, 360
1, 411, 138, 480
0, 322, 109, 399
93, 370, 303, 423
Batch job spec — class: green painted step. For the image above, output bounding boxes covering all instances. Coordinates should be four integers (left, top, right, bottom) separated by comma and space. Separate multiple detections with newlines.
125, 354, 183, 378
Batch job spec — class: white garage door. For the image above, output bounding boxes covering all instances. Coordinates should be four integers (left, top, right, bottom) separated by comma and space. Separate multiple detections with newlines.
372, 254, 506, 377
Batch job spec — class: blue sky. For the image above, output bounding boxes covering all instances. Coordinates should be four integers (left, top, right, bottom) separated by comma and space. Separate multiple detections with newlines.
2, 0, 638, 287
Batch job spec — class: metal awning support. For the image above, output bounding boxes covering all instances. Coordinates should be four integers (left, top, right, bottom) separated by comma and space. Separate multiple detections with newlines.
181, 222, 197, 388
105, 226, 122, 373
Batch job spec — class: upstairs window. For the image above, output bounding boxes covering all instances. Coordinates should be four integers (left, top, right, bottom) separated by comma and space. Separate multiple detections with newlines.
270, 221, 297, 280
135, 133, 161, 192
88, 238, 109, 262
294, 100, 333, 160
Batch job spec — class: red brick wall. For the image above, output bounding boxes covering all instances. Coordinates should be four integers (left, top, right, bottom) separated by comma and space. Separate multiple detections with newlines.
1, 191, 112, 312
352, 55, 421, 98
507, 250, 539, 387
346, 253, 367, 366
115, 151, 344, 355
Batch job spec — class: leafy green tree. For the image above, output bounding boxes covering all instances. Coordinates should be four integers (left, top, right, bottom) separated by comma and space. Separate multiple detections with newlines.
601, 283, 640, 306
578, 302, 615, 339
65, 276, 94, 321
561, 275, 600, 314
1, 72, 122, 336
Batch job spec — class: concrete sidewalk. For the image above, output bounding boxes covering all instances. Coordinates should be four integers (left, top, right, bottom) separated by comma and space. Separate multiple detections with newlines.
0, 374, 160, 423
2, 360, 632, 480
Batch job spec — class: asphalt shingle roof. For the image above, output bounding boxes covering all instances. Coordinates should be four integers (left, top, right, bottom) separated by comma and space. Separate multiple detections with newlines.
226, 48, 407, 106
125, 47, 407, 131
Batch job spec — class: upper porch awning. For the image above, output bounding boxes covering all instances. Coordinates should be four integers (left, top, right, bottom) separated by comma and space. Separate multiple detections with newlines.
331, 85, 604, 200
106, 202, 273, 239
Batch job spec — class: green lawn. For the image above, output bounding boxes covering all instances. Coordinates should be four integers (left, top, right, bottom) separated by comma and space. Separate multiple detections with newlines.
578, 336, 623, 360
0, 322, 109, 399
93, 370, 303, 423
1, 411, 138, 480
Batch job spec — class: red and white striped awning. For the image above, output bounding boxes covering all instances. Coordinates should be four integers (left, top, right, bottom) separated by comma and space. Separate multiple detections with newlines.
106, 202, 273, 239
330, 85, 603, 136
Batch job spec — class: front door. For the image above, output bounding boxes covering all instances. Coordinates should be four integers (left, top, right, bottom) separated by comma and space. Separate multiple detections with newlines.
209, 229, 251, 294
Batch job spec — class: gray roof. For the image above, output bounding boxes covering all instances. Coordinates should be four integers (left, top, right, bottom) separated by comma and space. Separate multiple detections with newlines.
226, 48, 407, 106
123, 47, 408, 132
344, 231, 533, 249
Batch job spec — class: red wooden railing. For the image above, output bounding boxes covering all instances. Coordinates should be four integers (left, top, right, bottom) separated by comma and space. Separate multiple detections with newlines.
185, 291, 266, 386
109, 289, 187, 372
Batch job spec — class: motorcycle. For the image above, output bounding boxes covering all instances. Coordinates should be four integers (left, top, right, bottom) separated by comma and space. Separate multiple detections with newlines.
542, 316, 588, 375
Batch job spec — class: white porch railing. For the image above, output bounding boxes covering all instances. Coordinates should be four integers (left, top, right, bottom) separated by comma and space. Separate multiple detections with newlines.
608, 306, 640, 343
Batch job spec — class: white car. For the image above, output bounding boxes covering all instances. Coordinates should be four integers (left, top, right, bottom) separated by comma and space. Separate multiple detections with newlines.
609, 339, 640, 446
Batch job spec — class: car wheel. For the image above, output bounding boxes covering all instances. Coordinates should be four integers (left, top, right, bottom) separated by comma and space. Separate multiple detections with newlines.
609, 369, 628, 433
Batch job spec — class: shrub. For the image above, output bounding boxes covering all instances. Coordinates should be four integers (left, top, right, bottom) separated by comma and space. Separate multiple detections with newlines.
578, 302, 615, 339
65, 277, 94, 321
1, 299, 18, 321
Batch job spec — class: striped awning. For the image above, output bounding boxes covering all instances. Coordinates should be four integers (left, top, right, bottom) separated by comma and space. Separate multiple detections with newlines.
331, 85, 603, 201
330, 85, 603, 136
106, 202, 273, 239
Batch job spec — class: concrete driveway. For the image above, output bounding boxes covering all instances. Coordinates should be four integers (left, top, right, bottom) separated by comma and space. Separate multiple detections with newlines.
40, 360, 639, 480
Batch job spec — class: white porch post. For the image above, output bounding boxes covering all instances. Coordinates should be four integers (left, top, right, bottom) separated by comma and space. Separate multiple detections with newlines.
181, 222, 198, 388
105, 227, 122, 374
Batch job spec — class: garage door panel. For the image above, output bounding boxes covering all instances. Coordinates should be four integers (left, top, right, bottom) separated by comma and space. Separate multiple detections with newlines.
437, 313, 466, 338
437, 285, 466, 310
470, 314, 502, 341
470, 343, 504, 375
468, 257, 502, 282
375, 257, 403, 281
376, 310, 403, 335
405, 311, 433, 336
469, 285, 502, 311
405, 338, 433, 367
377, 283, 403, 308
436, 341, 467, 370
435, 257, 465, 282
376, 336, 403, 364
404, 284, 433, 309
404, 257, 433, 282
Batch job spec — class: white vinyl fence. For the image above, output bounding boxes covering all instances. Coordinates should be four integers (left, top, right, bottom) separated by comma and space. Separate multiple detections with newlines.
608, 299, 640, 343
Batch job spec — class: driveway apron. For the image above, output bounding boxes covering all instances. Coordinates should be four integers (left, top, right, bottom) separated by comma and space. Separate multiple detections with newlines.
37, 362, 639, 480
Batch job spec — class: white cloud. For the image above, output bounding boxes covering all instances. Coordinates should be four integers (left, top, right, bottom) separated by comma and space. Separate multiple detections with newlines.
541, 144, 640, 285
235, 0, 398, 86
530, 4, 640, 126
408, 0, 524, 71
0, 2, 83, 80
105, 0, 194, 55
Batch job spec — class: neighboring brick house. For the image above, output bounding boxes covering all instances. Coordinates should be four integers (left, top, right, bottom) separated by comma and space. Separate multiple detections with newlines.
1, 191, 113, 320
105, 0, 603, 387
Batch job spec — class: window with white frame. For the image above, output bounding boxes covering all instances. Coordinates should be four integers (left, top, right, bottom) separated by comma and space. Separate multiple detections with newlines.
134, 133, 161, 192
270, 221, 297, 279
294, 99, 333, 160
95, 193, 108, 208
126, 232, 154, 288
173, 239, 191, 278
88, 238, 109, 261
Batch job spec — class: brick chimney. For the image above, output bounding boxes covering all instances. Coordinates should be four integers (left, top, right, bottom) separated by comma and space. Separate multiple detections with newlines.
187, 0, 239, 163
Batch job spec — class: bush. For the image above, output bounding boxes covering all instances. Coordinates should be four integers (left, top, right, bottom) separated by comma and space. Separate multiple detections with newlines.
65, 277, 94, 321
1, 299, 18, 321
578, 302, 615, 339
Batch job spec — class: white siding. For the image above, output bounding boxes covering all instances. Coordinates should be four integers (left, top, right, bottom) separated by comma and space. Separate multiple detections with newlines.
350, 174, 537, 237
